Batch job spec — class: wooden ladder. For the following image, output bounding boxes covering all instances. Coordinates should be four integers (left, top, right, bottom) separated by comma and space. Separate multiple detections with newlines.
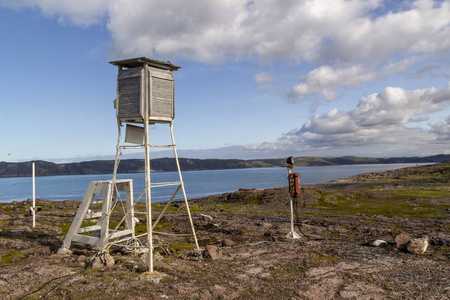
61, 179, 135, 252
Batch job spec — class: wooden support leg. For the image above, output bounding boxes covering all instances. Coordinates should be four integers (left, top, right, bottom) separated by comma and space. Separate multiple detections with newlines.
61, 182, 97, 250
99, 182, 113, 252
125, 181, 135, 237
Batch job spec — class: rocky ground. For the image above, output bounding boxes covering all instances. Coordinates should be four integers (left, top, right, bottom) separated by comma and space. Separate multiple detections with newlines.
0, 163, 449, 299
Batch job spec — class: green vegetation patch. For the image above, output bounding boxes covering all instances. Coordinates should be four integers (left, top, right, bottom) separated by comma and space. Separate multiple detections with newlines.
1, 250, 25, 264
0, 203, 14, 212
57, 221, 73, 235
152, 203, 178, 212
169, 242, 196, 252
308, 187, 449, 219
134, 222, 148, 234
153, 221, 177, 231
387, 186, 450, 198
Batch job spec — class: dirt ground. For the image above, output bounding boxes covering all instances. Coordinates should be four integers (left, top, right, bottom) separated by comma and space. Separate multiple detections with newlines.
0, 163, 449, 299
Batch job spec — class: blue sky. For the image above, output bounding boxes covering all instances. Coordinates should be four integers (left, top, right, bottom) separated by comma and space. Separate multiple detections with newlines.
0, 0, 449, 163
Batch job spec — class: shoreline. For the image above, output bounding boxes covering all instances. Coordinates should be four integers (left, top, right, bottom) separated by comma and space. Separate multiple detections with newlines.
0, 163, 435, 204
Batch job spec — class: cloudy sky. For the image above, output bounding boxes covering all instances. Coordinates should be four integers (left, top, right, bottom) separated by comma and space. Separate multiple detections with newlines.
0, 0, 449, 162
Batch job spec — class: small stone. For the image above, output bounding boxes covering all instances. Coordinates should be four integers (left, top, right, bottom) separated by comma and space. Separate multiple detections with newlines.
194, 220, 209, 228
34, 246, 51, 256
139, 271, 170, 283
203, 245, 222, 260
262, 222, 272, 228
10, 226, 32, 234
200, 213, 214, 221
183, 249, 203, 261
222, 238, 235, 247
138, 251, 164, 266
90, 256, 104, 269
395, 233, 412, 250
370, 240, 388, 247
194, 220, 216, 229
103, 253, 115, 267
406, 237, 429, 254
89, 253, 115, 268
57, 247, 73, 256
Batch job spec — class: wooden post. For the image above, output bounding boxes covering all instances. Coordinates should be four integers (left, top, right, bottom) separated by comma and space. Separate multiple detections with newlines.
99, 182, 113, 251
125, 181, 135, 237
32, 162, 36, 228
170, 122, 199, 249
143, 63, 154, 273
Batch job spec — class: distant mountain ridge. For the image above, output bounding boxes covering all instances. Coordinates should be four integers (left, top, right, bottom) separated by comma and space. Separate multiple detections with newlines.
0, 154, 449, 178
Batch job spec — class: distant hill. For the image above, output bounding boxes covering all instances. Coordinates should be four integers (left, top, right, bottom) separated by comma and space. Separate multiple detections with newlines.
0, 154, 449, 178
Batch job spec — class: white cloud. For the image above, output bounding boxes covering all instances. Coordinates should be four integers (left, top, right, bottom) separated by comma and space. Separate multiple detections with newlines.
107, 0, 250, 62
241, 0, 379, 63
355, 87, 419, 126
354, 83, 450, 126
288, 57, 422, 101
254, 72, 275, 90
105, 0, 380, 63
208, 124, 439, 158
300, 83, 450, 131
241, 119, 445, 158
299, 108, 358, 134
288, 65, 376, 100
254, 82, 450, 156
3, 0, 448, 66
0, 0, 109, 25
324, 0, 450, 64
430, 116, 450, 140
294, 126, 435, 153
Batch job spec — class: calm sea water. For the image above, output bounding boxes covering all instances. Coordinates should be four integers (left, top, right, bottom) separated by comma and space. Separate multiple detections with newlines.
0, 163, 427, 203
